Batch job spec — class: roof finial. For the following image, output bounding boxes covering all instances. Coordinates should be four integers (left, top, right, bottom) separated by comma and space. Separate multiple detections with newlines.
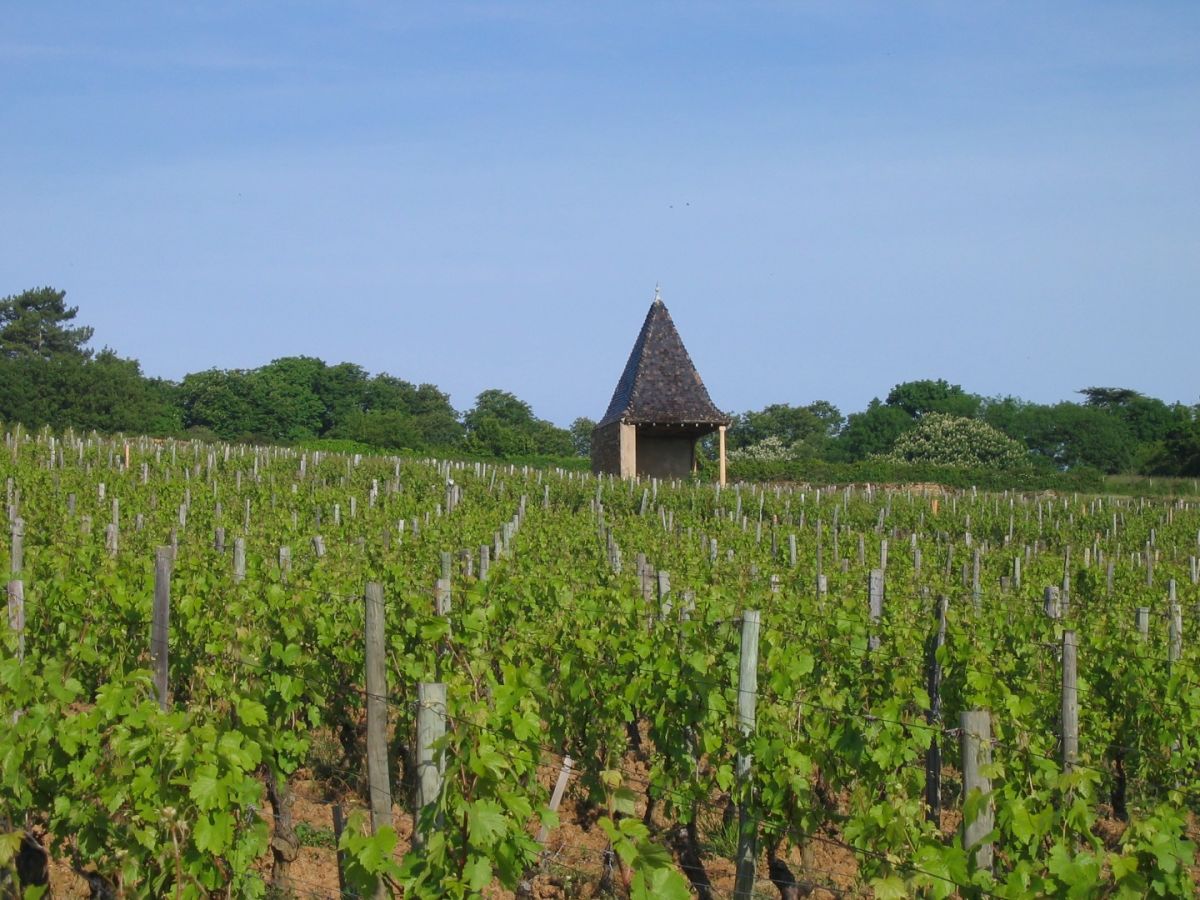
653, 282, 661, 304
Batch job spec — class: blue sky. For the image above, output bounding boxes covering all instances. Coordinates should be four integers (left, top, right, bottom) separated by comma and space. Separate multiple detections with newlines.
2, 2, 1198, 426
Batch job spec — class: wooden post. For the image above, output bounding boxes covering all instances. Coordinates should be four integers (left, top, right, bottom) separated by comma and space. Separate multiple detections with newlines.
7, 579, 24, 662
868, 569, 885, 651
536, 756, 575, 845
657, 570, 672, 620
415, 682, 447, 848
479, 545, 490, 581
972, 549, 982, 608
364, 582, 393, 860
925, 594, 947, 822
815, 521, 823, 587
718, 425, 727, 487
214, 526, 225, 553
1044, 585, 1061, 620
1169, 585, 1182, 665
9, 518, 23, 576
233, 537, 246, 582
331, 804, 350, 897
733, 610, 760, 900
1061, 631, 1078, 772
152, 547, 171, 711
960, 710, 994, 874
788, 533, 796, 568
435, 577, 451, 620
1136, 606, 1150, 637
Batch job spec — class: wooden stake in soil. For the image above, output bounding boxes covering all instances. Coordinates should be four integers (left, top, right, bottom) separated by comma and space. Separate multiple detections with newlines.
925, 594, 948, 822
1061, 631, 1078, 772
868, 568, 885, 651
9, 517, 23, 575
152, 547, 171, 711
7, 579, 24, 662
415, 682, 447, 849
233, 537, 246, 582
1136, 607, 1150, 637
733, 610, 761, 900
331, 804, 351, 897
364, 582, 393, 844
536, 756, 575, 845
960, 710, 994, 874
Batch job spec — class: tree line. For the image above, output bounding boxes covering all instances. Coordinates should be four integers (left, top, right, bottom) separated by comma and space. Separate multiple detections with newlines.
2, 287, 1198, 476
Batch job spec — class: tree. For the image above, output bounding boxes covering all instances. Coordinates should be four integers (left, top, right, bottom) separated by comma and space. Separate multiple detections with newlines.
832, 399, 914, 460
1078, 386, 1183, 451
331, 409, 424, 450
1021, 403, 1135, 473
361, 375, 463, 448
727, 401, 843, 459
462, 389, 573, 458
316, 361, 368, 432
178, 369, 258, 441
885, 414, 1028, 469
0, 287, 94, 359
885, 379, 980, 419
807, 400, 845, 438
463, 390, 535, 433
570, 417, 596, 457
247, 362, 324, 441
0, 348, 179, 435
1160, 411, 1200, 476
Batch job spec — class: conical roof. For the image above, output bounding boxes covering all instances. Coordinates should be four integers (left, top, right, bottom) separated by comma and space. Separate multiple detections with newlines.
598, 295, 730, 428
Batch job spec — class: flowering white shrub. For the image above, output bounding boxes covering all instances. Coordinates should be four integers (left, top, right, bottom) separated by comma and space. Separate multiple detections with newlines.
728, 435, 799, 462
883, 413, 1028, 469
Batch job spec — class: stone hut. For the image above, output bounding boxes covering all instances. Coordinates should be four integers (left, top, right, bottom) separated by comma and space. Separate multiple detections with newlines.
591, 291, 730, 482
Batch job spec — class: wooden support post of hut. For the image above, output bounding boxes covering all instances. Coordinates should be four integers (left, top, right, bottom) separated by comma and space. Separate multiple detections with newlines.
591, 288, 730, 483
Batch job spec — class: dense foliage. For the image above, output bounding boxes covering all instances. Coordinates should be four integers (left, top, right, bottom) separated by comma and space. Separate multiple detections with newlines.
884, 414, 1029, 470
2, 288, 1199, 480
3, 428, 1200, 898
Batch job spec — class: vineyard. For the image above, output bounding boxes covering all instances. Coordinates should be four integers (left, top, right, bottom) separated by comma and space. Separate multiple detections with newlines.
4, 426, 1200, 898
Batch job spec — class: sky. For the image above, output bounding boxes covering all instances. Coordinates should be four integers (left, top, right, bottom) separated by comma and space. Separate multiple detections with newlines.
2, 2, 1198, 427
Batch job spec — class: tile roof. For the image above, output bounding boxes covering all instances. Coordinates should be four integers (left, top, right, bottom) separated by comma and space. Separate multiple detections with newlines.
597, 296, 730, 428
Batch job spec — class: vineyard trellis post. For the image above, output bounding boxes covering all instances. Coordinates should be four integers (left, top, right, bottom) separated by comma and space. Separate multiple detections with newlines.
960, 709, 994, 874
7, 578, 24, 663
1168, 581, 1182, 665
925, 594, 948, 822
152, 546, 171, 711
868, 569, 884, 651
733, 609, 760, 900
415, 681, 447, 849
1044, 585, 1061, 620
1062, 630, 1078, 772
364, 581, 393, 850
10, 517, 23, 575
536, 756, 575, 845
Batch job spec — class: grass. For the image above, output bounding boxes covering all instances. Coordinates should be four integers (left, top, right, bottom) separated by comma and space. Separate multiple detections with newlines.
1102, 474, 1200, 497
